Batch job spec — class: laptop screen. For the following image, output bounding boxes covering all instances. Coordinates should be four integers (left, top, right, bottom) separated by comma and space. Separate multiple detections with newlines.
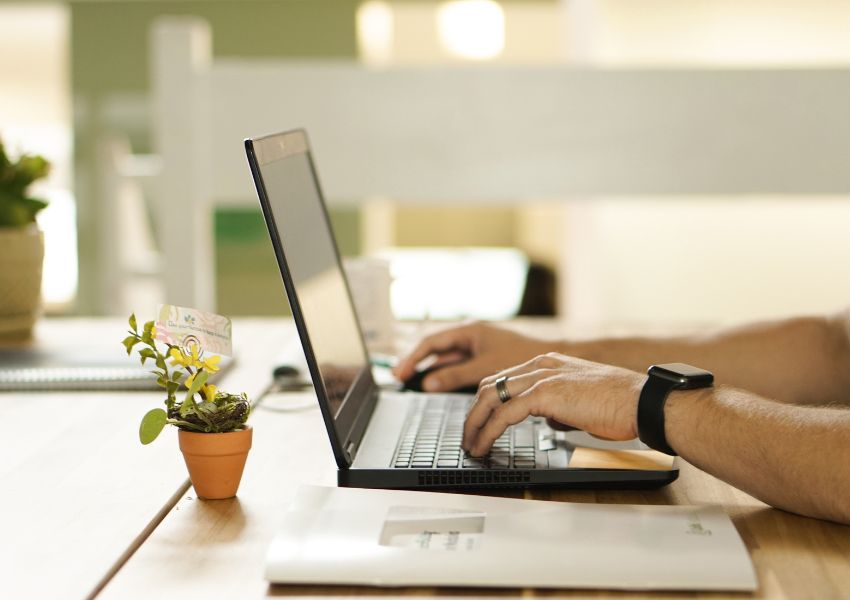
249, 132, 370, 425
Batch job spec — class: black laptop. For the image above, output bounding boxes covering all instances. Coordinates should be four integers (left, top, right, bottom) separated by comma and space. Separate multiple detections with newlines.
245, 129, 677, 490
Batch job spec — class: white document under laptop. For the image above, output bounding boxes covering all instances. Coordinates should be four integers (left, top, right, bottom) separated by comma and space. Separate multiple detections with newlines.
266, 485, 757, 592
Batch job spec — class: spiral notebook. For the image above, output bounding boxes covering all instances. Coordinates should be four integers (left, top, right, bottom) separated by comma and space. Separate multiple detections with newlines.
0, 347, 232, 391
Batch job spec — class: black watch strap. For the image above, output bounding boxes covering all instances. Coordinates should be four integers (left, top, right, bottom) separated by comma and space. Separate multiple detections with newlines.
637, 376, 679, 456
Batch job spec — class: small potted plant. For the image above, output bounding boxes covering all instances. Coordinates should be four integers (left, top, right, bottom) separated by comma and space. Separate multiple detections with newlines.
122, 313, 252, 499
0, 138, 50, 337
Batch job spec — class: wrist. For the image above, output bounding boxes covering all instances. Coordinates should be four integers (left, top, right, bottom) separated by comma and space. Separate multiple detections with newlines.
637, 364, 714, 455
663, 387, 715, 457
626, 373, 644, 438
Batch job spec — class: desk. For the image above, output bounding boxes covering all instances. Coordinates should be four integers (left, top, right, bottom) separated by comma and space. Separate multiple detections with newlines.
98, 392, 850, 600
0, 318, 296, 599
4, 319, 850, 599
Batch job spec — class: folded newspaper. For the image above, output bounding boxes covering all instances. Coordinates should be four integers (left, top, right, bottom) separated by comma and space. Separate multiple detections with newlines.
266, 485, 757, 591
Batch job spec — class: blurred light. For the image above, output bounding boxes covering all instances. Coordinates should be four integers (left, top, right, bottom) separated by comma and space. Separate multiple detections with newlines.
357, 1, 395, 65
0, 4, 74, 311
378, 248, 528, 320
589, 0, 850, 66
38, 189, 78, 310
437, 0, 505, 60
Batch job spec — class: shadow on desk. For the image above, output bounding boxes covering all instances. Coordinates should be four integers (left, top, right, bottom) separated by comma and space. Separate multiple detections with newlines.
183, 496, 248, 544
733, 505, 850, 555
268, 584, 525, 597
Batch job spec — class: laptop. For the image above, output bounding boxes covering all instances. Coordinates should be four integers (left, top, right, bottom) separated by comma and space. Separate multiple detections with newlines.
245, 129, 677, 490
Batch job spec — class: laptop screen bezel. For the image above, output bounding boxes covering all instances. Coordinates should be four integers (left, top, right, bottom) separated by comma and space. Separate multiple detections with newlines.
245, 129, 378, 469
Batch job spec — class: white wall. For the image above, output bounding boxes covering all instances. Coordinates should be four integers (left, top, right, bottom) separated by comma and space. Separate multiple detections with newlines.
354, 1, 850, 330
589, 0, 850, 66
562, 198, 850, 330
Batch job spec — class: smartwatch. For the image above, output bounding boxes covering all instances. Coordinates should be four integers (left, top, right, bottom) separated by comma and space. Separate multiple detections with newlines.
637, 363, 713, 456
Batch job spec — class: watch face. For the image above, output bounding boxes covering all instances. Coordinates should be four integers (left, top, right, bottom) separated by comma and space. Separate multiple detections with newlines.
649, 363, 714, 387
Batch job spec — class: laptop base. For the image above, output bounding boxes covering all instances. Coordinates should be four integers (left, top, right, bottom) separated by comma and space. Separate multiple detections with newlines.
339, 467, 679, 490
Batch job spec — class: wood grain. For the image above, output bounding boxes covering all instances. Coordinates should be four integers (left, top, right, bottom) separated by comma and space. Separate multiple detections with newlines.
0, 318, 298, 600
98, 392, 338, 599
0, 392, 190, 600
7, 318, 850, 598
100, 392, 850, 599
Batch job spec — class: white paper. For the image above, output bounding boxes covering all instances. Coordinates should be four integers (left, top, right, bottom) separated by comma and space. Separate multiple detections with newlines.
378, 506, 485, 551
266, 485, 757, 591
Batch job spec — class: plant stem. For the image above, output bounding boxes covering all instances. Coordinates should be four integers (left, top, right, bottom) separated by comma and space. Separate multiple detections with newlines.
166, 418, 206, 431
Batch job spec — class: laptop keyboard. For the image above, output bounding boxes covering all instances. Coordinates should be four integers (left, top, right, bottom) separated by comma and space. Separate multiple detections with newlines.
392, 395, 559, 469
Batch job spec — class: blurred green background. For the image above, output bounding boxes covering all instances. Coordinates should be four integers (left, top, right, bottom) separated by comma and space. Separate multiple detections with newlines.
71, 0, 360, 315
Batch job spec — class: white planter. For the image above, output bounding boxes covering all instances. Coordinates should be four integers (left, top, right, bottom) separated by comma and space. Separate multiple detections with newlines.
0, 225, 44, 337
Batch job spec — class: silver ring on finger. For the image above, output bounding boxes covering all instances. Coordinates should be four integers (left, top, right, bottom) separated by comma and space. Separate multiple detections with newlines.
495, 375, 511, 403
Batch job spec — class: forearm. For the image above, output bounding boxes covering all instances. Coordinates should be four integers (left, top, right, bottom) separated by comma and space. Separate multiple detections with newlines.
665, 386, 850, 524
562, 313, 850, 405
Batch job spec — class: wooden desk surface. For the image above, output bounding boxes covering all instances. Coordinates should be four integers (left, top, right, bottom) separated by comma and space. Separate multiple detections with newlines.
100, 393, 850, 599
0, 318, 298, 599
6, 318, 850, 598
0, 391, 190, 600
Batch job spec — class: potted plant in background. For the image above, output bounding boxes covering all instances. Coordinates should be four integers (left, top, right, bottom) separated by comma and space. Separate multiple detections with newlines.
0, 138, 51, 338
122, 314, 252, 499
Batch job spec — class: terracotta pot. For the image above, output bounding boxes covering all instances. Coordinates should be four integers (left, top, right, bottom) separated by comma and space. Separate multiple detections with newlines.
178, 426, 253, 500
0, 225, 44, 338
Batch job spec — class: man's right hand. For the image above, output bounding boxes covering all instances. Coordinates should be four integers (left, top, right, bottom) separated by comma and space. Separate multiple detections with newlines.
392, 322, 558, 393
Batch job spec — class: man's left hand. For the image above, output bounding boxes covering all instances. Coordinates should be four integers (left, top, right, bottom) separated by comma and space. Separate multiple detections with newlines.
462, 353, 645, 457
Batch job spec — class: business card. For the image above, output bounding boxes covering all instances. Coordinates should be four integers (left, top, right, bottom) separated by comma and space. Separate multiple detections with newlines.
154, 304, 233, 356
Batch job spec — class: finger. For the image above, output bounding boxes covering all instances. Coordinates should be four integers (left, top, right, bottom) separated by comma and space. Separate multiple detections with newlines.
461, 390, 501, 451
428, 350, 469, 369
421, 360, 480, 392
478, 353, 566, 390
393, 326, 475, 380
462, 369, 553, 449
468, 391, 540, 457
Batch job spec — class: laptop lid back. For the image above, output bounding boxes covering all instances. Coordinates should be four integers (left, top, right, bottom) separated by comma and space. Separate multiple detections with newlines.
245, 130, 377, 468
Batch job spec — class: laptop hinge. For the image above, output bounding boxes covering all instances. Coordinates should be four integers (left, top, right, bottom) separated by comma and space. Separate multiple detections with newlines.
339, 382, 379, 466
345, 441, 357, 462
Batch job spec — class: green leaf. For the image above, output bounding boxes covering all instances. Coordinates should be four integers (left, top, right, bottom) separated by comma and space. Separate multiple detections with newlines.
179, 394, 196, 418
0, 193, 31, 227
21, 197, 48, 221
121, 335, 138, 355
184, 369, 208, 403
155, 352, 167, 371
141, 320, 155, 343
129, 313, 138, 333
138, 348, 156, 365
197, 401, 218, 414
15, 154, 50, 184
170, 370, 184, 383
166, 381, 179, 395
0, 147, 51, 226
139, 408, 168, 444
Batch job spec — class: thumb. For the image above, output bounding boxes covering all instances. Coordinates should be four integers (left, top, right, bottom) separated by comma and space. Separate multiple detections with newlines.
422, 361, 484, 392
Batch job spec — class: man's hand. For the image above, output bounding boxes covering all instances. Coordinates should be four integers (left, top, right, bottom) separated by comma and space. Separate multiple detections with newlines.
462, 353, 644, 457
393, 322, 557, 392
